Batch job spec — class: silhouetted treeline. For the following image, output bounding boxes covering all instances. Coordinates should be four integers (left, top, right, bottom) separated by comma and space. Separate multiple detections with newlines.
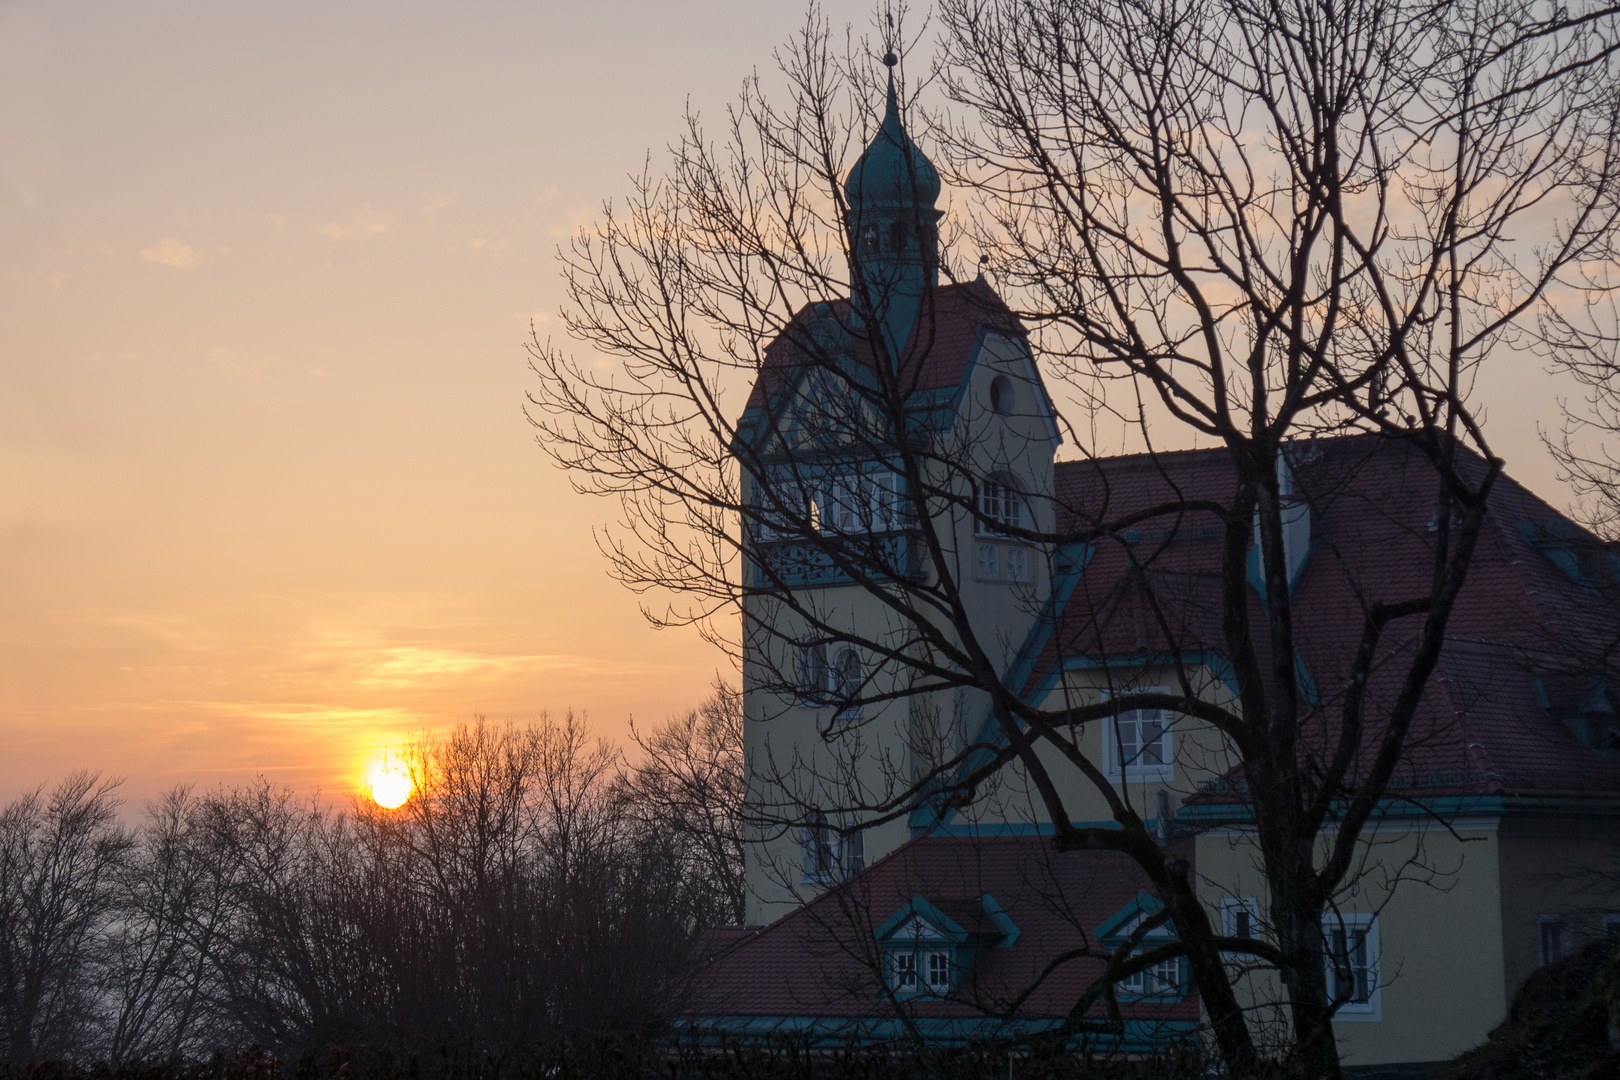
0, 1038, 1224, 1080
0, 691, 746, 1064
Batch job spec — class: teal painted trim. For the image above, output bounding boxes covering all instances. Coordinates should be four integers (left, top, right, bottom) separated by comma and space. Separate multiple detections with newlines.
874, 896, 968, 944
980, 894, 1021, 948
1037, 650, 1243, 704
1247, 534, 1318, 599
1094, 892, 1168, 944
1173, 792, 1620, 828
674, 1014, 1199, 1051
908, 542, 1095, 835
926, 820, 1122, 838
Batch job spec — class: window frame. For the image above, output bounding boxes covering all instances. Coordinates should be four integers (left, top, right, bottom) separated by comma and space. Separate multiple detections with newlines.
1322, 912, 1381, 1022
975, 477, 1025, 537
1220, 897, 1263, 946
1099, 687, 1175, 783
831, 646, 863, 721
1539, 914, 1572, 966
800, 810, 837, 884
796, 642, 829, 708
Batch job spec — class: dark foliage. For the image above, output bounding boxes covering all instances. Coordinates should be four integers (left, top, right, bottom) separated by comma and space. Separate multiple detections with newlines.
1435, 942, 1620, 1080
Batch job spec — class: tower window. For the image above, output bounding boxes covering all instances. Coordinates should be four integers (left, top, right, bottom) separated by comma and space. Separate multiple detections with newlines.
989, 375, 1014, 414
976, 477, 1024, 535
860, 222, 882, 256
832, 647, 863, 720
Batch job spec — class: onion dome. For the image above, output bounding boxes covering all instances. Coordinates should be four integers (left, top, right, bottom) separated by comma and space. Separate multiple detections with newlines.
843, 56, 940, 212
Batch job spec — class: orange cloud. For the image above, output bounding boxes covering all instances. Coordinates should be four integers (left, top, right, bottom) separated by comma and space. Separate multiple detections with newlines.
321, 203, 392, 239
140, 238, 202, 269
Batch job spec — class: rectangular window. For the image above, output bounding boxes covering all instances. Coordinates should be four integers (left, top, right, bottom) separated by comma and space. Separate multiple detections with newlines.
1221, 897, 1261, 940
797, 642, 829, 707
925, 950, 951, 992
843, 827, 865, 873
890, 952, 917, 991
1323, 913, 1379, 1020
1101, 688, 1174, 781
1118, 955, 1181, 997
871, 472, 904, 531
1540, 916, 1571, 965
801, 811, 836, 883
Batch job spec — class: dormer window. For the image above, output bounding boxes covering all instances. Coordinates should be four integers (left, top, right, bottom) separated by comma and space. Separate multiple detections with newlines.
874, 894, 1017, 998
1520, 518, 1619, 595
1095, 892, 1189, 1003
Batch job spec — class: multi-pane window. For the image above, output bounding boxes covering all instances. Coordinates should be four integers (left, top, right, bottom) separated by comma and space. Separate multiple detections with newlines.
832, 647, 863, 720
1117, 709, 1170, 768
890, 952, 917, 991
1323, 914, 1379, 1017
976, 478, 1023, 535
1221, 897, 1260, 939
1102, 690, 1174, 780
822, 472, 905, 534
925, 951, 952, 992
1120, 955, 1182, 997
843, 828, 865, 872
756, 472, 905, 541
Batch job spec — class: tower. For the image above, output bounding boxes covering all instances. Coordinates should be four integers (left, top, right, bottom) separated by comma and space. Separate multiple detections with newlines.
843, 54, 943, 368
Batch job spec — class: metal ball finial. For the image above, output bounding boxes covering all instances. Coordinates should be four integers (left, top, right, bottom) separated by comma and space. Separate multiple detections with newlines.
883, 51, 899, 68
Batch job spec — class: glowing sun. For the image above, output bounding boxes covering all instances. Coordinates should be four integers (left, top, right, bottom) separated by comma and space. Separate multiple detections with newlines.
367, 758, 413, 809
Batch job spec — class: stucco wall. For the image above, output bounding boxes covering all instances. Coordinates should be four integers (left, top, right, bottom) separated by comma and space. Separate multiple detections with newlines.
1196, 823, 1507, 1068
1497, 815, 1620, 1003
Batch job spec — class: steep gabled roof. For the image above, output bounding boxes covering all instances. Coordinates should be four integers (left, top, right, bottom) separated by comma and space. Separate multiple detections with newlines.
735, 279, 1028, 449
1028, 436, 1620, 812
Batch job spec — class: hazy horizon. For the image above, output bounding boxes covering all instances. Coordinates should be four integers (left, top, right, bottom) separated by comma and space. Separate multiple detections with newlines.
0, 0, 1579, 807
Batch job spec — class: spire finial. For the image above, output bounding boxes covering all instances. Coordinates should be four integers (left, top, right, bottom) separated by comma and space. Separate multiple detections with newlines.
882, 52, 899, 116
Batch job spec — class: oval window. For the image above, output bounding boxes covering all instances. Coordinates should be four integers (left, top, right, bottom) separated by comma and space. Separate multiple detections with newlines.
989, 375, 1014, 414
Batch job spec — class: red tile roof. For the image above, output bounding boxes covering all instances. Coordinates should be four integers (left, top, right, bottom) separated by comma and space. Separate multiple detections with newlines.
741, 279, 1023, 415
678, 834, 1199, 1029
1039, 436, 1620, 807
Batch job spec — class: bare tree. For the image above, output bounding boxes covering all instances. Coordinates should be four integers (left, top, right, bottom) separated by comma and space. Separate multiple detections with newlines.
621, 681, 748, 926
527, 0, 1620, 1073
0, 772, 130, 1063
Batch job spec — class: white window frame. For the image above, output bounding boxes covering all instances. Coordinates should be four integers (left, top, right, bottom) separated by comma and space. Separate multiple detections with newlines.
1323, 913, 1380, 1021
924, 949, 952, 993
1539, 914, 1572, 966
1118, 953, 1183, 998
820, 471, 905, 535
1220, 897, 1263, 941
976, 477, 1024, 537
889, 951, 917, 991
1100, 687, 1174, 782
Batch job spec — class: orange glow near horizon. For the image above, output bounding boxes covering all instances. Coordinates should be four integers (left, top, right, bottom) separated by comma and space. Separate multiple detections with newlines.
0, 0, 1583, 804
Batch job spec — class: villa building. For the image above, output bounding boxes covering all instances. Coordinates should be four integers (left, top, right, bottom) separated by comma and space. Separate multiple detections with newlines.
682, 72, 1620, 1076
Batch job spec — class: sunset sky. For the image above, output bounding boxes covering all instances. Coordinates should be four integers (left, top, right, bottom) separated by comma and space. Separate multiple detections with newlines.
0, 0, 1579, 807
